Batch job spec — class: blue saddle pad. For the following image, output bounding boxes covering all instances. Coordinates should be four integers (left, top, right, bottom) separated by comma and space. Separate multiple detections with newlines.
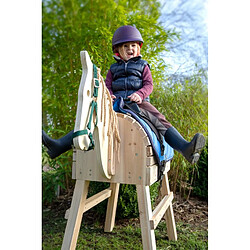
113, 97, 174, 179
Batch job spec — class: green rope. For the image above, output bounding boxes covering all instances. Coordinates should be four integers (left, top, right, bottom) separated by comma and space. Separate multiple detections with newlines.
87, 100, 98, 130
72, 130, 88, 138
88, 132, 95, 150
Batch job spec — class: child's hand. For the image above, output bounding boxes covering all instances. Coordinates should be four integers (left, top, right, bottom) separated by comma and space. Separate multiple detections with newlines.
111, 94, 116, 100
128, 93, 142, 104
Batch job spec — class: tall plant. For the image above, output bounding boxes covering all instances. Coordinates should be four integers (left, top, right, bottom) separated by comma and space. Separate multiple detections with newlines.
151, 69, 208, 195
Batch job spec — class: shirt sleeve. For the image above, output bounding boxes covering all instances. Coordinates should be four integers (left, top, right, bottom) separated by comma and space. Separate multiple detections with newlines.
105, 69, 114, 96
135, 65, 153, 100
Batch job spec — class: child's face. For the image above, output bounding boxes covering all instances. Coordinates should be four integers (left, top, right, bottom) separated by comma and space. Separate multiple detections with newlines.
118, 42, 139, 61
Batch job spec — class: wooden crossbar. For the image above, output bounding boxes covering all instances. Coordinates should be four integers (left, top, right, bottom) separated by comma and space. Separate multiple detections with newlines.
150, 192, 173, 230
146, 156, 157, 166
83, 188, 112, 213
65, 188, 112, 220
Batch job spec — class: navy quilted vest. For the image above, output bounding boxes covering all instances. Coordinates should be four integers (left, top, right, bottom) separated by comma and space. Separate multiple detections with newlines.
110, 55, 150, 101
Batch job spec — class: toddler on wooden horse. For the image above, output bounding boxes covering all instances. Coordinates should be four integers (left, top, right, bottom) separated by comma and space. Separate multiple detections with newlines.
42, 25, 205, 164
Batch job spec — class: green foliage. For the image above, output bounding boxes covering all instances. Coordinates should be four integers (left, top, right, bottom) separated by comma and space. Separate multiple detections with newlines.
192, 141, 208, 200
83, 181, 159, 219
151, 70, 208, 195
120, 182, 160, 218
42, 170, 62, 205
116, 182, 160, 218
117, 184, 139, 218
42, 146, 73, 206
84, 182, 138, 218
86, 182, 110, 218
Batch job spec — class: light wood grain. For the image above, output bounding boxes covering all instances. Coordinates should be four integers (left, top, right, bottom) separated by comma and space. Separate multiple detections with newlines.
75, 115, 158, 185
150, 192, 173, 230
62, 180, 89, 250
104, 183, 120, 232
136, 185, 156, 250
161, 174, 177, 241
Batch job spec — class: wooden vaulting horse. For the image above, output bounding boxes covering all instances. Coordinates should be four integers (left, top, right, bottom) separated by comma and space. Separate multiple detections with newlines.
61, 51, 177, 250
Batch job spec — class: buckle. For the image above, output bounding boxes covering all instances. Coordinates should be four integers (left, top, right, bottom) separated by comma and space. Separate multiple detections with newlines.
93, 78, 100, 88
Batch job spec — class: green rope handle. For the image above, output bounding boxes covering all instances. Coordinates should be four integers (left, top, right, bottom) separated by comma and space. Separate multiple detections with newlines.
72, 130, 88, 138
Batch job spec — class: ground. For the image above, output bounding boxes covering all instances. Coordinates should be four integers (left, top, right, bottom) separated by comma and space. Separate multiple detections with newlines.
173, 194, 208, 231
42, 192, 208, 249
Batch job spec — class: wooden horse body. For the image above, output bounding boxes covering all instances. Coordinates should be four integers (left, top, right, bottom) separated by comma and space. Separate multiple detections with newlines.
62, 51, 177, 250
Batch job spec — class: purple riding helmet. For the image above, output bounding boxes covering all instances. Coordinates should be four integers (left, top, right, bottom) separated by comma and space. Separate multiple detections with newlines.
112, 25, 144, 51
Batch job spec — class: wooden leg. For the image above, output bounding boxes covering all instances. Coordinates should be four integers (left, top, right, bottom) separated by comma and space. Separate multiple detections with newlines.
136, 185, 156, 250
62, 180, 90, 250
161, 173, 177, 241
104, 183, 120, 232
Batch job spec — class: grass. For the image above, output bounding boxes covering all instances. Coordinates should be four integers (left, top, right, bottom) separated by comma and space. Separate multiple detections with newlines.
42, 210, 208, 249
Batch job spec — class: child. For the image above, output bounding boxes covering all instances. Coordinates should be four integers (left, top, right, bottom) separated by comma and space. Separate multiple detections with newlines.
42, 25, 205, 164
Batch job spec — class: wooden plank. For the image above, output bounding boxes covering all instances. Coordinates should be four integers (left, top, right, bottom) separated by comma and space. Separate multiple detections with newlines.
150, 192, 173, 230
146, 146, 154, 157
145, 165, 158, 186
142, 135, 151, 146
104, 183, 120, 232
76, 115, 150, 185
62, 180, 90, 250
132, 121, 148, 137
83, 188, 112, 213
123, 115, 150, 144
116, 116, 147, 184
72, 161, 76, 180
65, 209, 70, 220
107, 133, 115, 176
73, 150, 77, 161
163, 161, 171, 174
145, 161, 171, 186
125, 115, 136, 123
146, 156, 157, 166
137, 128, 148, 138
72, 149, 77, 179
161, 174, 177, 241
116, 112, 126, 118
65, 187, 113, 220
136, 185, 156, 250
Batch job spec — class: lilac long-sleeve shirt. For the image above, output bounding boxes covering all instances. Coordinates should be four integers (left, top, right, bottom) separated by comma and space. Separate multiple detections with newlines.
105, 65, 153, 101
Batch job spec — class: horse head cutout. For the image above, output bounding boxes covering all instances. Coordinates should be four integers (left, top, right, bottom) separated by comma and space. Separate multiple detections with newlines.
73, 51, 120, 179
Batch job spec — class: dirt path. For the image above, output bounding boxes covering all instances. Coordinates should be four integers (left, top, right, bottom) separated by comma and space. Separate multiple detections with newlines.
45, 192, 208, 231
173, 194, 208, 231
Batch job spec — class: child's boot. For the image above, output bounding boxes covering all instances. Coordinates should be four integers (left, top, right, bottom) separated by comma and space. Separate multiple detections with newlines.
164, 126, 206, 164
42, 130, 74, 159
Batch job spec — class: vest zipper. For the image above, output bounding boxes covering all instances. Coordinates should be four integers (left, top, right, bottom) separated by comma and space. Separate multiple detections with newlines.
124, 61, 128, 98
